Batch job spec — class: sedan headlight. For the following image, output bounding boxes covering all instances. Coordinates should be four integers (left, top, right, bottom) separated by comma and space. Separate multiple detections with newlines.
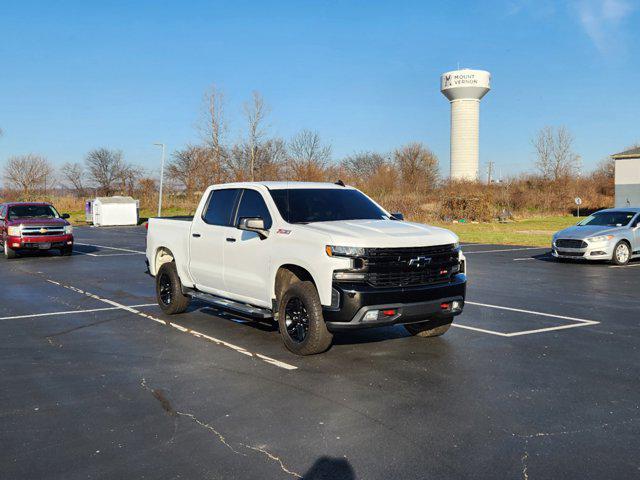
325, 245, 365, 257
64, 225, 74, 234
587, 235, 614, 243
7, 226, 22, 236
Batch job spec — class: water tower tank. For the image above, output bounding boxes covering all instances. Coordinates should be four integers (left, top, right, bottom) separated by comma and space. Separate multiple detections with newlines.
441, 69, 491, 180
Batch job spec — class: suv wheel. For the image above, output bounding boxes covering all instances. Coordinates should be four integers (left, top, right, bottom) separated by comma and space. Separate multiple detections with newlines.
278, 281, 332, 355
612, 241, 631, 266
404, 319, 453, 337
156, 262, 191, 314
3, 241, 17, 259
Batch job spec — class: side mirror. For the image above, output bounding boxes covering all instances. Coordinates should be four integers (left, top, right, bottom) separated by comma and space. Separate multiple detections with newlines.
238, 217, 269, 239
391, 212, 404, 221
61, 213, 70, 219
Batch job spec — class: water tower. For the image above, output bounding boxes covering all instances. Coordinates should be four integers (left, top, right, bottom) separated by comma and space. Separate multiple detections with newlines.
441, 69, 491, 180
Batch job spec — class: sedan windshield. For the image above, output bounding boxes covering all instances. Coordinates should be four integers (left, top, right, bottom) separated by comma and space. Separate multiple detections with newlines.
269, 188, 390, 224
8, 205, 59, 220
577, 211, 635, 227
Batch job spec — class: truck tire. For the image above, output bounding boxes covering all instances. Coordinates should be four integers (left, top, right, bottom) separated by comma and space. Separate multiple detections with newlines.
156, 262, 191, 314
404, 319, 452, 337
612, 241, 631, 266
4, 241, 17, 259
61, 246, 73, 256
278, 280, 332, 355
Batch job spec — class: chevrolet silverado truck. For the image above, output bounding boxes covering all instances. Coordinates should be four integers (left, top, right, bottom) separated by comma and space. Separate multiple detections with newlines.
146, 182, 467, 355
1, 202, 74, 259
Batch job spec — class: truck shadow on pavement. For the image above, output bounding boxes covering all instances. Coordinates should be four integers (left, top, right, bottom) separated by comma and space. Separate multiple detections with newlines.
193, 301, 415, 347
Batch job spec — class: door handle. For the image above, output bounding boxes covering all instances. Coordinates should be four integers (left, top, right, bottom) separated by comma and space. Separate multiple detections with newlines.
192, 233, 201, 238
226, 237, 236, 242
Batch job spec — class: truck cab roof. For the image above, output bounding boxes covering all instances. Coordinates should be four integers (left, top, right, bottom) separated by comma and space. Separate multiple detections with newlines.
210, 181, 354, 191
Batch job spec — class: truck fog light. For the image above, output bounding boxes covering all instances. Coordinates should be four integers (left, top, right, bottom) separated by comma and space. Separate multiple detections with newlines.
363, 310, 379, 322
451, 301, 462, 310
333, 271, 366, 281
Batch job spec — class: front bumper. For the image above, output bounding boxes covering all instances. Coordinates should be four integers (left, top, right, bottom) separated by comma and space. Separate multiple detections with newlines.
552, 241, 614, 260
323, 274, 466, 331
6, 234, 74, 250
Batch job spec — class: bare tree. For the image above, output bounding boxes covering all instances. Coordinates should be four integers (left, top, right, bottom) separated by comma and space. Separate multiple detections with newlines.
393, 143, 439, 191
532, 126, 581, 180
243, 91, 269, 181
228, 137, 287, 181
60, 162, 86, 196
168, 144, 224, 193
341, 151, 388, 179
85, 148, 140, 196
3, 154, 54, 197
199, 85, 227, 171
594, 157, 615, 180
287, 130, 331, 180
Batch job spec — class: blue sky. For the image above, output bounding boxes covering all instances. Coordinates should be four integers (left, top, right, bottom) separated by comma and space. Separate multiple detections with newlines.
1, 0, 638, 180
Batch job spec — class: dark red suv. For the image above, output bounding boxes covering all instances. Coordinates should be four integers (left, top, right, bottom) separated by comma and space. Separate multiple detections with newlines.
0, 202, 74, 259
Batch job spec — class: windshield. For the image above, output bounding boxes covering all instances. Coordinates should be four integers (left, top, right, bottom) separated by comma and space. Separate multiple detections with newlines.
269, 188, 390, 224
8, 205, 59, 220
577, 211, 635, 227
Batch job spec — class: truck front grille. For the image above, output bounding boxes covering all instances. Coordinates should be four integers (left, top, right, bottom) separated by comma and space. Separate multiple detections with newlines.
555, 239, 587, 249
20, 226, 66, 236
363, 244, 459, 288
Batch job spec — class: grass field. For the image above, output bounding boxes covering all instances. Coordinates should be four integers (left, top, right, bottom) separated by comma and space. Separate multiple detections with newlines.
69, 209, 579, 248
432, 215, 580, 247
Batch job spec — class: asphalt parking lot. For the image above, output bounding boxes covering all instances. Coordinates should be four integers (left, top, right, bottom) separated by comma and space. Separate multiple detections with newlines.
1, 227, 639, 479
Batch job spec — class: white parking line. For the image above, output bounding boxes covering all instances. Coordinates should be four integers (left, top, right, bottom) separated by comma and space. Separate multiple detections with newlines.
0, 304, 156, 321
513, 257, 536, 261
452, 301, 600, 337
73, 250, 141, 257
463, 247, 548, 254
465, 301, 597, 324
610, 263, 640, 269
74, 242, 145, 254
43, 279, 297, 371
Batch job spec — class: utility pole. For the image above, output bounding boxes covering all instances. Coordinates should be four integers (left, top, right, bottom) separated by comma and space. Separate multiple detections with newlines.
487, 161, 494, 185
153, 143, 166, 217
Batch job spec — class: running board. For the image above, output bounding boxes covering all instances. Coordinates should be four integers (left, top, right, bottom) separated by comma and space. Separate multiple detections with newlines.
184, 288, 273, 319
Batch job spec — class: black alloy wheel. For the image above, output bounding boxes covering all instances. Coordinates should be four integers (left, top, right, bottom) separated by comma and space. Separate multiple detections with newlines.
284, 297, 309, 343
158, 272, 173, 305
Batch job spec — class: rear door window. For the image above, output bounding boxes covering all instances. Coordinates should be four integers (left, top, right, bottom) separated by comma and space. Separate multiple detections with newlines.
235, 189, 273, 229
202, 189, 240, 226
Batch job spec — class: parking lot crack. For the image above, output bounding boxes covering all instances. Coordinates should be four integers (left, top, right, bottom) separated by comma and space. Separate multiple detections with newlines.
140, 378, 244, 455
45, 317, 116, 343
521, 447, 529, 480
240, 444, 302, 478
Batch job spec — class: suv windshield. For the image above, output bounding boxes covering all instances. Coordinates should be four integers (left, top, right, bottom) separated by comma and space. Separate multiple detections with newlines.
577, 211, 635, 227
8, 205, 59, 220
269, 188, 390, 224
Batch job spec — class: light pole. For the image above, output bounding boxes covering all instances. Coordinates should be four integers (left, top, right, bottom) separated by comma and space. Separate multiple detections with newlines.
153, 143, 166, 217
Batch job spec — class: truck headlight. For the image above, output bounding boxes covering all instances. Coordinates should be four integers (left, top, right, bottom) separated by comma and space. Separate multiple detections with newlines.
64, 225, 73, 234
587, 235, 614, 243
325, 245, 365, 257
7, 226, 22, 236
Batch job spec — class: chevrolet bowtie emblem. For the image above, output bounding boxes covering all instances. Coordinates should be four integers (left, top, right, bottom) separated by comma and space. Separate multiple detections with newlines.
39, 228, 48, 234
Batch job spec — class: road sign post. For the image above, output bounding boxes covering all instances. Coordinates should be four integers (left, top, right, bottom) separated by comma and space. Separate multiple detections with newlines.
575, 197, 582, 217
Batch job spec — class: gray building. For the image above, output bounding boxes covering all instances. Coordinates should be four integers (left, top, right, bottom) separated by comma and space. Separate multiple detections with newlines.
612, 147, 640, 208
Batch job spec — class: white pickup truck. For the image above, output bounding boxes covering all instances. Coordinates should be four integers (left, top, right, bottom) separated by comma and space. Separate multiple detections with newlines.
146, 181, 467, 355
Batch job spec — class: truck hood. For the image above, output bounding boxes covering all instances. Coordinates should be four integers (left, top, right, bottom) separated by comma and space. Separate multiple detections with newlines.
298, 219, 458, 248
7, 217, 69, 227
555, 225, 622, 239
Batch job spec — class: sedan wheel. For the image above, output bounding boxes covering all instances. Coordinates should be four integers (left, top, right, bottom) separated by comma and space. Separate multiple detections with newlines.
613, 241, 630, 266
